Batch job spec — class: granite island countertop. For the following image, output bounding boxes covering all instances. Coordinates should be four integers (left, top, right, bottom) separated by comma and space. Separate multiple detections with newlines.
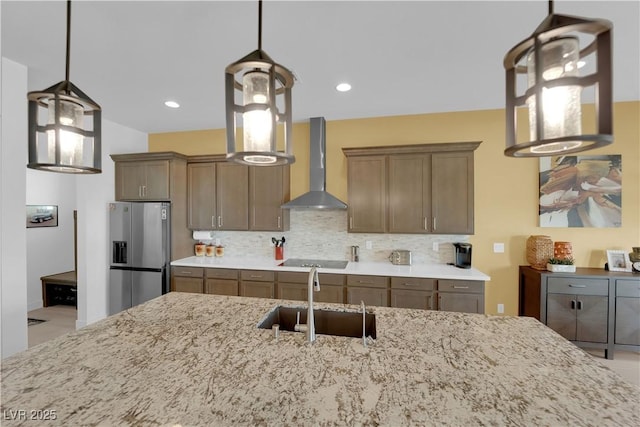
2, 293, 638, 426
171, 255, 491, 281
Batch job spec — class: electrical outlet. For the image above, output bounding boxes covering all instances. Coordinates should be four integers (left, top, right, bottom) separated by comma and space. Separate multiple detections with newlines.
365, 241, 372, 250
493, 243, 505, 253
215, 238, 221, 246
497, 304, 504, 314
432, 242, 439, 252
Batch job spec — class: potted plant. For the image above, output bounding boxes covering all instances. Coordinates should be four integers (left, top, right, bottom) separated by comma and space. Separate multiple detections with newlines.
547, 257, 576, 273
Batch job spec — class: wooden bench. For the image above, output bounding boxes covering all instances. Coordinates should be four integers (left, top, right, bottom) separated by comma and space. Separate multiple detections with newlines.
41, 271, 77, 307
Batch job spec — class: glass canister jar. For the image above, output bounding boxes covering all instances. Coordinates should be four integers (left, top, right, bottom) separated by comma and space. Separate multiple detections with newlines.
526, 235, 553, 270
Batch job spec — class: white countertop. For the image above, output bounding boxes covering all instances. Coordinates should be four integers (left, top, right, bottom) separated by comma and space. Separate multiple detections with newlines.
2, 293, 637, 426
171, 255, 491, 281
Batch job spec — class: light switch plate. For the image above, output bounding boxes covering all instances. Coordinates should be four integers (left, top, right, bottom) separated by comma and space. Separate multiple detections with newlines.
493, 243, 505, 253
432, 242, 439, 252
365, 241, 372, 250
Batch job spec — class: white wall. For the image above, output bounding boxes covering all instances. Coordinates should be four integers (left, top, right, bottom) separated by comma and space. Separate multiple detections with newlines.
1, 57, 29, 358
75, 119, 147, 328
26, 171, 76, 310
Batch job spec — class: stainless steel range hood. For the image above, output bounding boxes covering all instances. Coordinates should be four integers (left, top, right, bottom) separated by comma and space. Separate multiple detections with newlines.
282, 117, 347, 210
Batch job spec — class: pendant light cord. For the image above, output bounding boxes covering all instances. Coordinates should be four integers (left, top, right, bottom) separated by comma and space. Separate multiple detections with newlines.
548, 0, 554, 15
65, 0, 71, 84
258, 0, 263, 50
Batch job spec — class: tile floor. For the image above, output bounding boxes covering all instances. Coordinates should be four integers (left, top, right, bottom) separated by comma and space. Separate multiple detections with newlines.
27, 305, 640, 387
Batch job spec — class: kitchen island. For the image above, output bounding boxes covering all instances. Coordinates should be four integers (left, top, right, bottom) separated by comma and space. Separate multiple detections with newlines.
2, 293, 638, 426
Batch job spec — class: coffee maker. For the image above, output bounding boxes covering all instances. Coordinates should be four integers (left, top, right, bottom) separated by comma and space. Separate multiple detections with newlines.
453, 243, 472, 269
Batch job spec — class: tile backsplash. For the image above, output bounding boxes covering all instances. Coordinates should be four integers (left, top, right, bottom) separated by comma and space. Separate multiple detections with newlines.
195, 210, 469, 265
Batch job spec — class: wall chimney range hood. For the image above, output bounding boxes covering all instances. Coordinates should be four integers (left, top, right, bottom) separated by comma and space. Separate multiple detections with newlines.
282, 117, 347, 210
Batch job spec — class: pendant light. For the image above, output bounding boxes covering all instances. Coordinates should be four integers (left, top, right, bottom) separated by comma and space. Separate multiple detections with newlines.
225, 0, 295, 166
27, 0, 102, 174
504, 0, 612, 157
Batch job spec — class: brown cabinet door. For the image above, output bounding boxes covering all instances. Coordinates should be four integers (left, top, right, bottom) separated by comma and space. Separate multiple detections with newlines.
278, 282, 307, 301
115, 162, 145, 200
431, 151, 474, 234
216, 162, 248, 230
391, 290, 434, 310
316, 285, 346, 304
241, 281, 274, 299
249, 165, 289, 231
438, 293, 484, 314
143, 161, 170, 199
187, 163, 217, 229
388, 155, 430, 233
172, 276, 203, 293
205, 279, 238, 296
347, 287, 388, 307
347, 156, 386, 233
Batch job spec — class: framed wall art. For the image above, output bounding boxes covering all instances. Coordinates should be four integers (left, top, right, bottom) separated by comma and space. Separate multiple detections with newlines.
26, 205, 58, 228
606, 249, 631, 272
539, 155, 621, 228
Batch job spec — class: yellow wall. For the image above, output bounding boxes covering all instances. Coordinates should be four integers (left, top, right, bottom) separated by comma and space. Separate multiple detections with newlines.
149, 101, 640, 315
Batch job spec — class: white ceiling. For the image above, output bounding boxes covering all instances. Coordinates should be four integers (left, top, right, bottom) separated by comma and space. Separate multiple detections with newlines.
2, 0, 639, 134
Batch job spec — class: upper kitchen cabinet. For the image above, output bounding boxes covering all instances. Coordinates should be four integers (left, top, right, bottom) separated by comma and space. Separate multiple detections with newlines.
249, 165, 290, 231
112, 152, 188, 201
187, 156, 248, 231
345, 155, 387, 233
343, 142, 480, 234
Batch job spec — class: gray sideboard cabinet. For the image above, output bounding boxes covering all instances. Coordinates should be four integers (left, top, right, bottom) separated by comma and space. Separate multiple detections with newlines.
519, 266, 640, 359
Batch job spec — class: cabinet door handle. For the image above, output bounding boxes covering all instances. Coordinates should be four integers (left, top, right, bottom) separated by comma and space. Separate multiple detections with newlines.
577, 300, 583, 310
139, 186, 142, 198
569, 284, 587, 288
433, 217, 437, 231
212, 216, 215, 227
453, 286, 469, 289
218, 216, 222, 227
423, 217, 428, 230
142, 185, 146, 197
570, 300, 576, 310
349, 216, 353, 229
277, 216, 281, 228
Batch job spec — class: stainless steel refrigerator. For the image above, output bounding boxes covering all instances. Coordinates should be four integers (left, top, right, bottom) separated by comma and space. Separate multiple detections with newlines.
108, 202, 171, 315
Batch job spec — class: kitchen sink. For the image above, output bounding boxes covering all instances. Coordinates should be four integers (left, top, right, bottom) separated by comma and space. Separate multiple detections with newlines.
278, 258, 349, 269
258, 305, 376, 339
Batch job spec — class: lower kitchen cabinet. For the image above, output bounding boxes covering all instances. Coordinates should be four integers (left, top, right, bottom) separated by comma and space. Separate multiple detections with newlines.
436, 280, 484, 314
390, 277, 435, 310
518, 266, 640, 359
347, 275, 389, 307
171, 266, 204, 294
205, 269, 239, 296
615, 280, 640, 347
240, 270, 275, 299
277, 272, 345, 303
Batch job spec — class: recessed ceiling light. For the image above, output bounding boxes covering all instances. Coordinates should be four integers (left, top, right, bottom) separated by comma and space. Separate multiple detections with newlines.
164, 100, 180, 108
336, 83, 352, 92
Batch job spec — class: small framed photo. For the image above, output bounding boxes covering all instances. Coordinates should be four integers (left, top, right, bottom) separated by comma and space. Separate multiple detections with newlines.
26, 205, 58, 228
606, 249, 631, 272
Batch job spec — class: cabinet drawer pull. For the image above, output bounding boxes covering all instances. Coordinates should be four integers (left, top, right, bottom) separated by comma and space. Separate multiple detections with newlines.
453, 286, 469, 289
357, 280, 373, 284
179, 271, 192, 275
403, 283, 420, 287
569, 284, 587, 288
250, 275, 263, 278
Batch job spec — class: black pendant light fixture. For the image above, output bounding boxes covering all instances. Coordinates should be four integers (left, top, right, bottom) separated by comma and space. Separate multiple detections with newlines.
225, 0, 295, 166
503, 0, 613, 157
27, 0, 102, 174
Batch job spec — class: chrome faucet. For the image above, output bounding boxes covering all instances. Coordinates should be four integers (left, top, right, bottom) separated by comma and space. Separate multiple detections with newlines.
294, 267, 320, 343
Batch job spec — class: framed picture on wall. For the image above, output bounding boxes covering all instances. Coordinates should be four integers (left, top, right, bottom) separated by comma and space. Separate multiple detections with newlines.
606, 249, 631, 272
26, 205, 58, 228
538, 155, 622, 228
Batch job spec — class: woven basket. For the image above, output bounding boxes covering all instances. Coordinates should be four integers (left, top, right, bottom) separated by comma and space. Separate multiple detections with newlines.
526, 235, 553, 270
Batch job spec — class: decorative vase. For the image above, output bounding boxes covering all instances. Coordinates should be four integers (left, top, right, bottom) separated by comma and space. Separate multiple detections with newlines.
526, 235, 553, 270
554, 241, 573, 260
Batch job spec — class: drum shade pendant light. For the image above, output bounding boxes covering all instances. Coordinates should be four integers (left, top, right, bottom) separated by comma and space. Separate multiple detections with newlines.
225, 0, 295, 166
504, 0, 612, 157
27, 0, 101, 173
